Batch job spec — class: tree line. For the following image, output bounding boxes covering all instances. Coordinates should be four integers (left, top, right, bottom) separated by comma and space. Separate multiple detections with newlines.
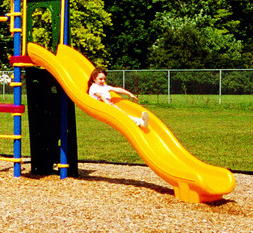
1, 0, 253, 70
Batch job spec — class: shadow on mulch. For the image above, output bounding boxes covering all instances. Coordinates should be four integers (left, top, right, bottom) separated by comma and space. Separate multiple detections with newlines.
18, 162, 250, 212
21, 168, 174, 196
205, 199, 236, 206
0, 167, 12, 172
193, 199, 250, 216
78, 168, 174, 196
21, 169, 60, 179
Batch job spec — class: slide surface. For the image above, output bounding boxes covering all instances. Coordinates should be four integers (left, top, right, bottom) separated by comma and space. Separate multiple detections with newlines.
27, 42, 235, 203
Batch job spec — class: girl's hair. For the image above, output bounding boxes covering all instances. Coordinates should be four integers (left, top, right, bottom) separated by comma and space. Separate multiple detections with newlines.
87, 67, 108, 93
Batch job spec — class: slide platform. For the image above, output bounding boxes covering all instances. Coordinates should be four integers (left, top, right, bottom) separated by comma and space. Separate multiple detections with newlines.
27, 42, 235, 203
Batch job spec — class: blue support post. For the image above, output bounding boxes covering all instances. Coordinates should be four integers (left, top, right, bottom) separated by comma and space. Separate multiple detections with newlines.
59, 0, 69, 179
60, 93, 68, 179
63, 0, 69, 45
13, 0, 22, 177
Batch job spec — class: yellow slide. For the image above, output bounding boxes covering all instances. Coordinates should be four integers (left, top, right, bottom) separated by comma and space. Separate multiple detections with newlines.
27, 42, 235, 203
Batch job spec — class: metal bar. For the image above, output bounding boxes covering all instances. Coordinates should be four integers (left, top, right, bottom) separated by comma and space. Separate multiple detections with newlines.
22, 0, 27, 55
167, 70, 171, 104
59, 0, 69, 179
0, 134, 22, 139
3, 83, 5, 100
60, 93, 68, 179
109, 68, 253, 72
122, 70, 125, 89
219, 70, 222, 104
0, 157, 22, 163
0, 16, 8, 22
63, 0, 69, 45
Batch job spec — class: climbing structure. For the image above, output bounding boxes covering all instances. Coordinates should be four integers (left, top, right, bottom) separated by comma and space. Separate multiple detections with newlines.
0, 0, 78, 178
0, 0, 26, 177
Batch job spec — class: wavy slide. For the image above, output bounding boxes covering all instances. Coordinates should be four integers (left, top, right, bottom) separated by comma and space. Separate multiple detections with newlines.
27, 42, 235, 203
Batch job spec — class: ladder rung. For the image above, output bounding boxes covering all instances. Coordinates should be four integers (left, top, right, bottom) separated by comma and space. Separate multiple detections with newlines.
0, 157, 22, 163
0, 16, 8, 22
0, 134, 22, 139
9, 82, 22, 87
13, 63, 34, 67
11, 113, 22, 117
10, 28, 22, 33
57, 164, 69, 168
6, 12, 22, 17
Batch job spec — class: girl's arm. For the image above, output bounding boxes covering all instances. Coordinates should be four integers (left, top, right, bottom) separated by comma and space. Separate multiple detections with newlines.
111, 87, 138, 101
94, 92, 112, 105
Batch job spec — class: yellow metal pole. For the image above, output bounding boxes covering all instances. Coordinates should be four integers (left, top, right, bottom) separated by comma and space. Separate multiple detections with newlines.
22, 0, 27, 55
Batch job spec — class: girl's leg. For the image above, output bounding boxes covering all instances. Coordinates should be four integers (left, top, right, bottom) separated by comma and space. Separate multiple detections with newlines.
128, 116, 144, 126
109, 102, 149, 127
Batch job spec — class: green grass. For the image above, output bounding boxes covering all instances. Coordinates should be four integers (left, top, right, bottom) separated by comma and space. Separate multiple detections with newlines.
140, 94, 253, 111
76, 104, 253, 171
149, 106, 253, 171
1, 94, 252, 171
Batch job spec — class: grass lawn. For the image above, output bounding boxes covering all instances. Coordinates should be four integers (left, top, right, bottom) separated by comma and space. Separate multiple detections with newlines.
76, 94, 253, 171
76, 104, 253, 171
1, 94, 252, 171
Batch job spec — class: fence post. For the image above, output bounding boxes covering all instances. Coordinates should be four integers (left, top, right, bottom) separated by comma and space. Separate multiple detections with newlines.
167, 70, 171, 104
3, 83, 5, 100
219, 70, 222, 104
122, 70, 125, 89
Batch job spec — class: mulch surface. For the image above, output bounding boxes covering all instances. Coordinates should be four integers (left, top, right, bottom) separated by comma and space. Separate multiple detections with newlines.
0, 161, 252, 232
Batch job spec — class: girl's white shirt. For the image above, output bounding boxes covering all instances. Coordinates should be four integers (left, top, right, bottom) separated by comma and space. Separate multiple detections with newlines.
89, 83, 113, 100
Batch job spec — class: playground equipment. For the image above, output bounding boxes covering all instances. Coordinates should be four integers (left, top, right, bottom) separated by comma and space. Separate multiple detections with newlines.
0, 0, 235, 203
0, 0, 78, 178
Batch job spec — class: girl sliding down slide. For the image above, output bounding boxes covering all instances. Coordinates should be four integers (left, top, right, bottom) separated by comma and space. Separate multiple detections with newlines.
88, 67, 149, 128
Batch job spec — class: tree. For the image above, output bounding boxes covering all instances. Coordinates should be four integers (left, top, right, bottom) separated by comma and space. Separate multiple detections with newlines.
0, 0, 112, 68
228, 0, 253, 68
148, 5, 243, 69
70, 0, 112, 67
104, 0, 165, 69
0, 0, 12, 69
103, 0, 250, 69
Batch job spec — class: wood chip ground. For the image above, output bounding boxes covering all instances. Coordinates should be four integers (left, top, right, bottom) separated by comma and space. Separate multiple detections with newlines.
0, 161, 252, 232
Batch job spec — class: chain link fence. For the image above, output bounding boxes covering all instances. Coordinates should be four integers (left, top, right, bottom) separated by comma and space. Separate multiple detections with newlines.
107, 69, 253, 106
1, 69, 253, 103
0, 71, 13, 100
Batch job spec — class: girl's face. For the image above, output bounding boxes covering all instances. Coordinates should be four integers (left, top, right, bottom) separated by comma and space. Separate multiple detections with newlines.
94, 72, 106, 86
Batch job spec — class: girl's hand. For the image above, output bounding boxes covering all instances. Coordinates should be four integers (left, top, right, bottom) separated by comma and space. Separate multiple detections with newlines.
111, 87, 139, 102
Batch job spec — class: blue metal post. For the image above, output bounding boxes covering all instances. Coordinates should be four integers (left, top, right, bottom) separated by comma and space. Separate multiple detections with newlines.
60, 93, 68, 179
59, 0, 69, 179
63, 0, 69, 45
13, 0, 22, 177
